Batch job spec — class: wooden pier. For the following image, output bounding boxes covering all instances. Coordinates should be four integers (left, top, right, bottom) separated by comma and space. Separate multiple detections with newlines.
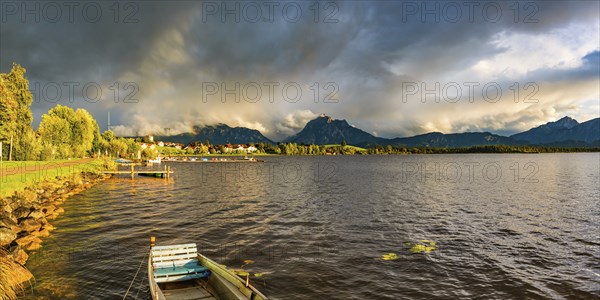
101, 165, 173, 179
164, 158, 264, 163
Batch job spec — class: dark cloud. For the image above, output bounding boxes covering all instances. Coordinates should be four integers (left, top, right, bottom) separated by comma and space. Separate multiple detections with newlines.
1, 0, 598, 140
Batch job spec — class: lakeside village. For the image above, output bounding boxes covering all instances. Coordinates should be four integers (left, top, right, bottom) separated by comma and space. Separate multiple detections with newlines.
124, 134, 389, 162
125, 134, 261, 162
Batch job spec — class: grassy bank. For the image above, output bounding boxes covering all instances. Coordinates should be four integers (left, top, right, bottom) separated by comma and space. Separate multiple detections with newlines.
0, 159, 105, 197
322, 144, 368, 152
0, 158, 111, 299
168, 153, 277, 157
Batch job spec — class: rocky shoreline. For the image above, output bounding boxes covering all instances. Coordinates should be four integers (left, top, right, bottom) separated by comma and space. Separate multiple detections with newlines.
0, 171, 109, 297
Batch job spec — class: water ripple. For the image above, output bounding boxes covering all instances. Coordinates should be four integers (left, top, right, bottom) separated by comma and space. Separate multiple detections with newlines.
22, 154, 600, 299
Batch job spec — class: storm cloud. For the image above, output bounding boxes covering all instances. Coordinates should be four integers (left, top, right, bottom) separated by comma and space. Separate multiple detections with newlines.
1, 0, 598, 140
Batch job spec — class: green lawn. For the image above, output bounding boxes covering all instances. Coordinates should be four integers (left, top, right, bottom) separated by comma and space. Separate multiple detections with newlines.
322, 144, 368, 152
184, 153, 276, 157
160, 152, 277, 157
0, 159, 103, 197
1, 159, 72, 167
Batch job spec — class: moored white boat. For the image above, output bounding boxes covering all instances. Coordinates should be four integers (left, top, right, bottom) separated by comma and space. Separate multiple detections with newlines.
148, 238, 268, 300
148, 156, 162, 164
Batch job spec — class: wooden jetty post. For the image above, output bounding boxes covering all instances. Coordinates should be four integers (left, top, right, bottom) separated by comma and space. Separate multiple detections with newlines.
101, 166, 173, 179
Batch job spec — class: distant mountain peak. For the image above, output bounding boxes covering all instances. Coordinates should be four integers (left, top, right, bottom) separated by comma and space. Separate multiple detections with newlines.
284, 115, 380, 145
381, 131, 521, 148
549, 116, 579, 129
314, 114, 335, 123
162, 123, 272, 145
558, 116, 576, 121
161, 115, 598, 148
510, 116, 599, 144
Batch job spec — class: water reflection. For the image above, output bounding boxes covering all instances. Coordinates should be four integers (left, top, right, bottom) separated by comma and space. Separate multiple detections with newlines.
22, 154, 600, 299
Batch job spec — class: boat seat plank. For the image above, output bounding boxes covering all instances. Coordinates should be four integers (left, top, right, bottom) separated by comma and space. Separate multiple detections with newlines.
154, 258, 211, 283
152, 243, 197, 251
153, 258, 198, 269
153, 253, 197, 262
152, 247, 197, 257
154, 265, 209, 277
154, 270, 211, 283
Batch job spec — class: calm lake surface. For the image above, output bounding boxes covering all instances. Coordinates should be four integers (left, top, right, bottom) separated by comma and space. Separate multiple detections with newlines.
23, 154, 600, 299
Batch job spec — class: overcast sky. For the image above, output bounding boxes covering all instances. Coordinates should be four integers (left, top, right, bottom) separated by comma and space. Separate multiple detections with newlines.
1, 0, 598, 140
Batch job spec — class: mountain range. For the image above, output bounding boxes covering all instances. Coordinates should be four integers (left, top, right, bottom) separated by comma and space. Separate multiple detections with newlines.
155, 115, 599, 148
282, 115, 381, 145
510, 116, 599, 144
156, 124, 273, 145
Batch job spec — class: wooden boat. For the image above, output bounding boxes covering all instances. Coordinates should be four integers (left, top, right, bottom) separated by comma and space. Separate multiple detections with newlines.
148, 238, 268, 300
138, 172, 167, 178
148, 157, 162, 164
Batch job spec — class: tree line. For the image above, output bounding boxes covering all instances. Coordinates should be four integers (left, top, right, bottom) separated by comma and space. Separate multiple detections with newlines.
1, 63, 34, 160
1, 64, 597, 161
257, 143, 600, 155
0, 64, 152, 161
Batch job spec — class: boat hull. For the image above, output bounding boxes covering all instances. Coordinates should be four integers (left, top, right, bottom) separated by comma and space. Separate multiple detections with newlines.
148, 245, 268, 300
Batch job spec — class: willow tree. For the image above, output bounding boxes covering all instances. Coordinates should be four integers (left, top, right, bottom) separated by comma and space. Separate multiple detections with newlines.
0, 63, 34, 160
38, 105, 99, 159
38, 108, 72, 159
0, 76, 18, 160
72, 109, 97, 157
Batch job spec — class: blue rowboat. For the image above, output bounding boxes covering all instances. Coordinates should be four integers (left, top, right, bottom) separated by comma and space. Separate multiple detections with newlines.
148, 238, 268, 300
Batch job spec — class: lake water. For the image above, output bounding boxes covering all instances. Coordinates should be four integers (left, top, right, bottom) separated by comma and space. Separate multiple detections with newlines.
23, 154, 600, 299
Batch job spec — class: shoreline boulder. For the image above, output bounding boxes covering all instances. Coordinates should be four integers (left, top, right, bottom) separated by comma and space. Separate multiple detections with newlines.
18, 217, 42, 233
28, 210, 46, 220
15, 235, 43, 251
0, 228, 17, 247
0, 216, 17, 229
10, 247, 29, 265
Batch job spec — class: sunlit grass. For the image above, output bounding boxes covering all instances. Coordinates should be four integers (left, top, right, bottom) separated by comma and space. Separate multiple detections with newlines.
0, 249, 33, 300
0, 159, 103, 197
322, 144, 368, 152
172, 153, 276, 157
